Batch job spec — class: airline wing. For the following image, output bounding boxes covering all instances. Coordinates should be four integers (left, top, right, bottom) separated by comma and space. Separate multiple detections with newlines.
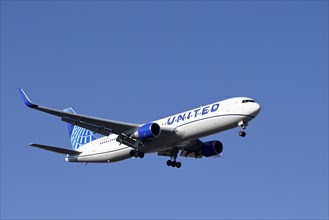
19, 88, 139, 136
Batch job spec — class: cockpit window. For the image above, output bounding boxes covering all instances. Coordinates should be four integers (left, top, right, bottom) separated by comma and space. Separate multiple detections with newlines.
242, 100, 255, 103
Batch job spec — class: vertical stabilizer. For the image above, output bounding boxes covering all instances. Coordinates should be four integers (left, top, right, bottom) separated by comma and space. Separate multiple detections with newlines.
63, 107, 97, 150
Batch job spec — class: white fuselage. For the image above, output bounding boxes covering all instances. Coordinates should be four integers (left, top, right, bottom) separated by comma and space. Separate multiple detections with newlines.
66, 97, 261, 163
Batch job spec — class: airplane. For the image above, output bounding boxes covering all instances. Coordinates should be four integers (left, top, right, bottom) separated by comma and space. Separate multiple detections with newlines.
19, 88, 261, 168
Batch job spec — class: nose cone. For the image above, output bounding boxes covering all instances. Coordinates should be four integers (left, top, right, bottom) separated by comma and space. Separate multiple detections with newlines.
251, 103, 261, 117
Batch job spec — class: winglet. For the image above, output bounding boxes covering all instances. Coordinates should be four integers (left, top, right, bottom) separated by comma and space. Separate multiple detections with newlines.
18, 88, 38, 108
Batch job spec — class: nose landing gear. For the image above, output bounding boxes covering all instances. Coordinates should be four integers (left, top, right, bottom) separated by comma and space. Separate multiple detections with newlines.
239, 131, 246, 137
238, 121, 248, 137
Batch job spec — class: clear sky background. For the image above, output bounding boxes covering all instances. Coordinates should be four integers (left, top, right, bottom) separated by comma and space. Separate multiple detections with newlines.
1, 1, 328, 219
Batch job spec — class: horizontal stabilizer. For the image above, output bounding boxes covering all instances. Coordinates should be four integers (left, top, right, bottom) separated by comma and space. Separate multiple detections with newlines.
29, 143, 81, 155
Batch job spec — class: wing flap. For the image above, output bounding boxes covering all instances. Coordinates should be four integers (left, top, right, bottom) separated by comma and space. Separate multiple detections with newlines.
62, 117, 112, 136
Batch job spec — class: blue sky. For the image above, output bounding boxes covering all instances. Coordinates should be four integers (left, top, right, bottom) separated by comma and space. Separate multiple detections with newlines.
1, 1, 328, 219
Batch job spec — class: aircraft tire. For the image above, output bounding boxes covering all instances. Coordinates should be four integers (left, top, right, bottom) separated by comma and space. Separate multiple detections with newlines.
171, 161, 176, 167
129, 150, 135, 157
139, 152, 145, 158
239, 131, 246, 137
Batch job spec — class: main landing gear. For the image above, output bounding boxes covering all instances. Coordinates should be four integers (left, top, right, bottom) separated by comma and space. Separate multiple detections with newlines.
129, 139, 145, 158
167, 160, 181, 168
129, 150, 144, 158
238, 121, 248, 137
166, 147, 182, 168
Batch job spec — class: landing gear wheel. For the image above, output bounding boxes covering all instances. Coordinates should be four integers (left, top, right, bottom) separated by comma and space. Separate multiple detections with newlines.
130, 150, 144, 158
166, 160, 182, 168
138, 152, 145, 158
129, 150, 135, 157
171, 161, 176, 167
134, 151, 140, 157
238, 121, 248, 137
239, 131, 246, 137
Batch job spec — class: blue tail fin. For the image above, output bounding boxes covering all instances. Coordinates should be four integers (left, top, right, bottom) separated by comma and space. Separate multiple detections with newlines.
63, 107, 97, 150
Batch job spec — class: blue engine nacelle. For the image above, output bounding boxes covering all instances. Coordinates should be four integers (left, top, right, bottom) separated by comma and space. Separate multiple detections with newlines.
132, 123, 161, 140
201, 141, 223, 157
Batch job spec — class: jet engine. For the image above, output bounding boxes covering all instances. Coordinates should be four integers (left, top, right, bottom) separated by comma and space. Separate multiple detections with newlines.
201, 141, 223, 157
132, 123, 161, 140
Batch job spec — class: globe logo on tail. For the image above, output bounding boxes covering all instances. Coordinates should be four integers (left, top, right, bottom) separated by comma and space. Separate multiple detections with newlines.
70, 126, 97, 150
